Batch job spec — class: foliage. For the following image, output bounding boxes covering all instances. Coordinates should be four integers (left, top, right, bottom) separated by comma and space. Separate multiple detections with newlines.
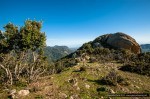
0, 20, 47, 85
79, 66, 86, 72
120, 52, 150, 76
101, 70, 125, 86
96, 87, 107, 92
20, 20, 46, 51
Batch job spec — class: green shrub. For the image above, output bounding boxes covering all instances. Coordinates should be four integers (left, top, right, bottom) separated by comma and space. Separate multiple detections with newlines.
79, 66, 86, 72
101, 71, 125, 86
97, 87, 107, 92
120, 62, 150, 76
35, 95, 43, 99
14, 81, 27, 88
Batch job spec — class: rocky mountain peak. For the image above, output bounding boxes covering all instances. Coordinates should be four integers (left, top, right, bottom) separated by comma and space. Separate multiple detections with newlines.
92, 32, 141, 54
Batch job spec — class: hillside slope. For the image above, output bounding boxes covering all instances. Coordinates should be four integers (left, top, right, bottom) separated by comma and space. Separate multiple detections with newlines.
1, 62, 149, 98
44, 45, 75, 62
1, 33, 149, 98
55, 32, 142, 71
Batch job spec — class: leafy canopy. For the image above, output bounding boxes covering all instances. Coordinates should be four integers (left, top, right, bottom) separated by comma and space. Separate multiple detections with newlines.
0, 20, 46, 53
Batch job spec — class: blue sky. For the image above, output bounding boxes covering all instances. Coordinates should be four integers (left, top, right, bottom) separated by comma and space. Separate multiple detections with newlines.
0, 0, 150, 47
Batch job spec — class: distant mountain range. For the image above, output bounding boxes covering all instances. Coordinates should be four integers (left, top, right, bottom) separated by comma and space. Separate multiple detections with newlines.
43, 43, 150, 63
140, 44, 150, 52
44, 45, 76, 62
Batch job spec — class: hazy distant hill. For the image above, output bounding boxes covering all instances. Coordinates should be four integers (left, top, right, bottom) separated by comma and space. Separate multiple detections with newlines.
141, 44, 150, 52
44, 45, 75, 62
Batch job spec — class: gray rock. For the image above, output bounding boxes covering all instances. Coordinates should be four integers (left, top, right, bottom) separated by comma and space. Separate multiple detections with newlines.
70, 94, 79, 99
18, 90, 30, 96
106, 32, 141, 54
59, 92, 67, 98
85, 84, 90, 89
93, 32, 141, 54
109, 89, 115, 94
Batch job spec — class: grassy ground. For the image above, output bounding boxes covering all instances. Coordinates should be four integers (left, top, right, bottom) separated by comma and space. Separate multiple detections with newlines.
0, 62, 150, 99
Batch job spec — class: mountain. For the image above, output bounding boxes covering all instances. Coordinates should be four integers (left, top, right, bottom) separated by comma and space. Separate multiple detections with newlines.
44, 45, 75, 62
89, 32, 141, 54
1, 33, 150, 98
55, 32, 142, 70
141, 44, 150, 52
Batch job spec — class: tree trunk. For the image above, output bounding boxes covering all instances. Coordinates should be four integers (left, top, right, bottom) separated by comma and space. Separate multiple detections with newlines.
0, 64, 13, 85
32, 51, 36, 63
8, 69, 13, 85
0, 64, 9, 77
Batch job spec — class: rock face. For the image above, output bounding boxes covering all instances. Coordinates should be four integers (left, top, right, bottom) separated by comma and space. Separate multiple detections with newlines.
93, 32, 141, 54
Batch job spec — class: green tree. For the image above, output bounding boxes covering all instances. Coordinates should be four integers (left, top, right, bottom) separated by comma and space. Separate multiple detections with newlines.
0, 31, 8, 53
19, 20, 46, 82
0, 20, 47, 85
3, 23, 19, 52
20, 20, 46, 51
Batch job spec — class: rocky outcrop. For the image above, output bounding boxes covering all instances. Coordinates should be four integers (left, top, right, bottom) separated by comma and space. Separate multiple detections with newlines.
93, 32, 141, 54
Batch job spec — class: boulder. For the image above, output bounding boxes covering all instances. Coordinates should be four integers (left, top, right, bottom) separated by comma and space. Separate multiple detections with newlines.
85, 84, 90, 89
59, 92, 67, 98
18, 90, 30, 96
70, 94, 79, 99
109, 89, 115, 94
93, 32, 141, 54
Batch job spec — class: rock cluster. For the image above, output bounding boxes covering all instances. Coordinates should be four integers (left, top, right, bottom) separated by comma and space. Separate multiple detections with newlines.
8, 89, 30, 99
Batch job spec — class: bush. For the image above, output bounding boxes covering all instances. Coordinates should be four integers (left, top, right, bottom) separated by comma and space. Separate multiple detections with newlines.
120, 62, 150, 76
14, 81, 27, 88
101, 70, 125, 86
89, 57, 97, 63
97, 87, 107, 92
79, 66, 86, 72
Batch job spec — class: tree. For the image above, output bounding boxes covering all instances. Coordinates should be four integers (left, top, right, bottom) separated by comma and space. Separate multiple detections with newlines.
0, 20, 47, 85
0, 31, 8, 53
3, 23, 20, 52
19, 20, 46, 82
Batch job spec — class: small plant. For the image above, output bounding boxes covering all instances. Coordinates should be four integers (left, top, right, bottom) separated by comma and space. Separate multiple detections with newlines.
89, 57, 97, 63
35, 95, 43, 99
79, 66, 86, 72
97, 86, 107, 92
101, 70, 125, 86
120, 62, 150, 76
14, 81, 27, 88
30, 86, 41, 93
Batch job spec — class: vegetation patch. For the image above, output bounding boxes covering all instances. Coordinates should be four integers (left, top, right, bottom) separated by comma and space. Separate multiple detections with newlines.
120, 52, 150, 76
100, 70, 127, 86
79, 66, 86, 72
96, 86, 107, 92
120, 63, 150, 76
